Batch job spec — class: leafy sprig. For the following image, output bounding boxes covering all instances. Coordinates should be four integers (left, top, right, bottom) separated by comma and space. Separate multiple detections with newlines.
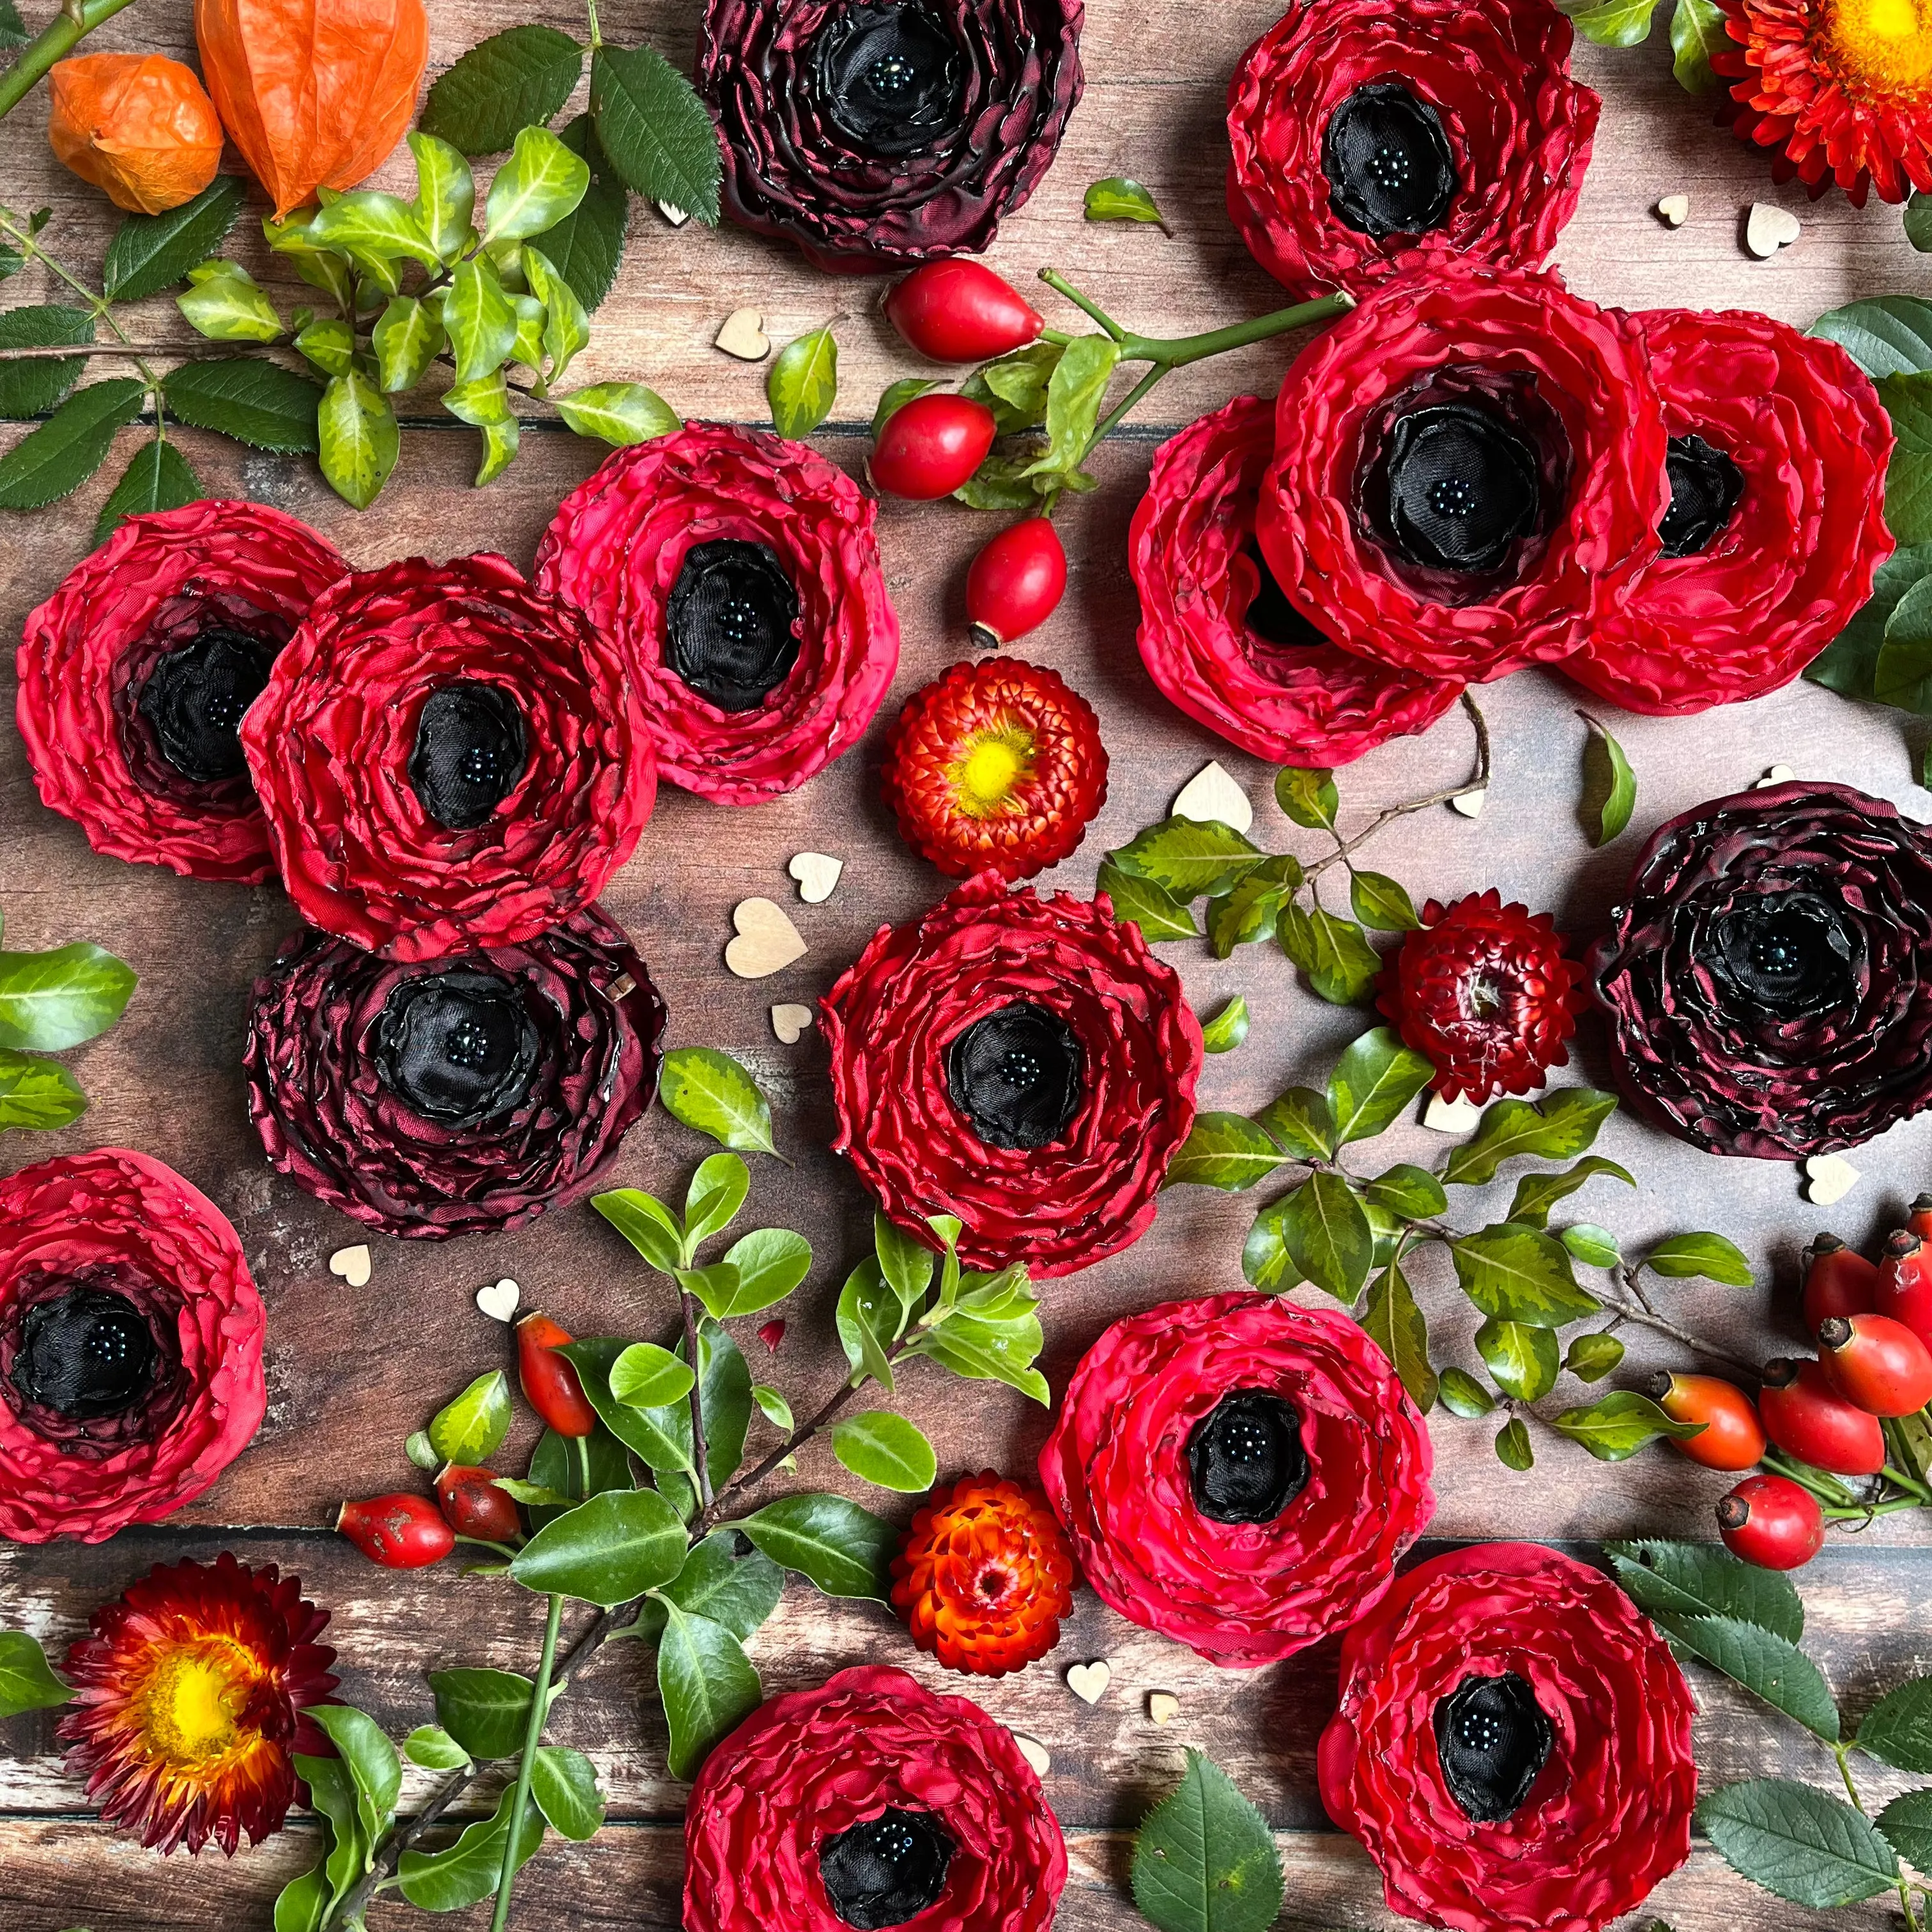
0, 903, 135, 1131
1130, 1749, 1284, 1932
1554, 0, 1729, 95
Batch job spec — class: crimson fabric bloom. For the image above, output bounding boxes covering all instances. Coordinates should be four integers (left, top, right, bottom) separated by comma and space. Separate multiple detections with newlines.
1565, 308, 1894, 715
1257, 260, 1667, 684
1225, 0, 1598, 298
1038, 1292, 1434, 1667
1379, 890, 1587, 1104
243, 907, 666, 1240
241, 552, 654, 963
537, 423, 900, 804
1130, 397, 1463, 766
1590, 780, 1932, 1158
58, 1552, 336, 1856
15, 500, 346, 884
696, 0, 1084, 272
1319, 1542, 1696, 1932
684, 1664, 1066, 1932
0, 1150, 265, 1545
882, 657, 1107, 881
822, 873, 1201, 1276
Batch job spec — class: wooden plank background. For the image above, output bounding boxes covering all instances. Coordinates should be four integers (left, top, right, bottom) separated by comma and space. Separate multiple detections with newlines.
6, 3, 1932, 1926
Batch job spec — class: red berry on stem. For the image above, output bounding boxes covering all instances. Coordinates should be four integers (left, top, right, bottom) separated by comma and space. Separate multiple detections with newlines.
884, 261, 1045, 363
1876, 1229, 1932, 1351
435, 1464, 522, 1544
869, 394, 997, 501
1641, 1372, 1767, 1471
517, 1311, 597, 1439
1910, 1194, 1932, 1243
967, 517, 1066, 650
1717, 1474, 1825, 1570
1801, 1232, 1879, 1337
338, 1492, 455, 1569
1758, 1357, 1887, 1475
1817, 1312, 1932, 1416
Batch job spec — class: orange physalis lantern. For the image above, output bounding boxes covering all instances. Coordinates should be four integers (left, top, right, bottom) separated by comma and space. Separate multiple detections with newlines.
47, 54, 225, 216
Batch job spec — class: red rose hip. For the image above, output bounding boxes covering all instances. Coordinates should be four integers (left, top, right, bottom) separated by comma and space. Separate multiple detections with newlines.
1758, 1358, 1887, 1475
1641, 1372, 1766, 1471
517, 1312, 598, 1438
1818, 1314, 1932, 1416
967, 518, 1067, 649
1717, 1474, 1825, 1570
435, 1465, 522, 1544
338, 1493, 455, 1568
870, 394, 997, 500
1911, 1195, 1932, 1242
1802, 1234, 1879, 1337
885, 261, 1045, 362
1877, 1229, 1932, 1351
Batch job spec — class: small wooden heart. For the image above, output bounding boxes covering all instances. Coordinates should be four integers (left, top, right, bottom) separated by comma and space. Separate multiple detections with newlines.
1066, 1659, 1111, 1705
1011, 1733, 1052, 1777
715, 307, 770, 360
1755, 765, 1797, 789
726, 898, 808, 979
1655, 194, 1689, 228
789, 851, 844, 904
1172, 760, 1253, 834
772, 1003, 815, 1043
1450, 787, 1487, 820
328, 1245, 371, 1289
477, 1277, 521, 1322
1746, 203, 1801, 259
1804, 1154, 1860, 1207
1147, 1692, 1180, 1727
1423, 1092, 1482, 1135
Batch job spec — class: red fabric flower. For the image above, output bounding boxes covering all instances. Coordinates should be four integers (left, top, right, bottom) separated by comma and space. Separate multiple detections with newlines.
1318, 1542, 1697, 1932
15, 500, 346, 884
1378, 889, 1587, 1104
536, 423, 900, 804
821, 873, 1201, 1276
1130, 397, 1463, 766
1564, 307, 1894, 715
241, 552, 654, 962
1038, 1292, 1434, 1667
243, 906, 666, 1239
697, 0, 1085, 272
882, 657, 1107, 881
0, 1151, 265, 1545
1256, 261, 1667, 683
685, 1664, 1066, 1932
1225, 0, 1598, 298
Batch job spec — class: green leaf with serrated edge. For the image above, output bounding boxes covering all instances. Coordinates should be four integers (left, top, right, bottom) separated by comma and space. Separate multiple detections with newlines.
768, 325, 838, 440
1564, 1331, 1625, 1381
371, 296, 440, 393
964, 342, 1062, 432
530, 1745, 604, 1841
1808, 542, 1932, 700
0, 1051, 87, 1131
404, 1726, 471, 1773
1562, 1222, 1622, 1268
1365, 1163, 1448, 1218
164, 356, 320, 452
421, 23, 585, 156
1443, 1088, 1619, 1186
553, 379, 680, 446
1670, 0, 1728, 89
609, 1343, 694, 1410
833, 1411, 938, 1493
753, 1383, 793, 1430
1876, 1786, 1932, 1866
592, 42, 723, 223
523, 247, 589, 387
657, 1532, 785, 1640
0, 943, 135, 1053
1275, 765, 1338, 829
730, 1493, 896, 1601
1877, 571, 1932, 712
593, 1186, 684, 1272
1856, 1675, 1932, 1771
1450, 1223, 1600, 1326
1579, 713, 1637, 845
836, 1256, 900, 1390
525, 1420, 632, 1528
530, 116, 627, 312
509, 1487, 687, 1606
659, 1047, 779, 1155
1606, 1538, 1804, 1641
1644, 1232, 1754, 1285
103, 178, 247, 302
1328, 1027, 1436, 1146
953, 448, 1048, 510
1084, 176, 1171, 230
708, 1227, 811, 1318
445, 255, 519, 383
0, 1631, 70, 1717
0, 304, 95, 417
398, 1786, 545, 1910
177, 266, 284, 342
1495, 1417, 1535, 1469
317, 371, 398, 510
1557, 0, 1660, 43
1280, 902, 1381, 1004
1253, 1086, 1335, 1160
684, 1150, 749, 1249
296, 316, 356, 377
876, 1212, 936, 1319
1200, 995, 1250, 1054
1507, 1156, 1634, 1229
1438, 1367, 1495, 1418
1476, 1317, 1558, 1402
1022, 333, 1119, 481
657, 1603, 762, 1781
0, 378, 143, 510
428, 1370, 512, 1465
0, 0, 27, 47
430, 1667, 535, 1761
1883, 371, 1932, 551
1162, 1113, 1287, 1192
1131, 1747, 1285, 1932
1241, 1200, 1303, 1291
308, 1704, 400, 1853
1698, 1778, 1896, 1906
1096, 860, 1200, 939
1279, 1171, 1374, 1301
1361, 1262, 1437, 1412
1551, 1391, 1705, 1462
484, 125, 590, 245
1347, 868, 1419, 931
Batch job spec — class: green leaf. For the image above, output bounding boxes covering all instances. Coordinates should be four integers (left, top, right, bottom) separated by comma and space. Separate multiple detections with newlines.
398, 1785, 544, 1911
969, 342, 1062, 431
1579, 713, 1637, 845
1807, 541, 1932, 700
1644, 1232, 1754, 1285
371, 296, 441, 394
836, 1256, 901, 1391
1111, 817, 1265, 898
1022, 332, 1119, 482
273, 1857, 332, 1932
429, 1370, 512, 1466
523, 247, 589, 387
1438, 1367, 1496, 1418
1240, 1200, 1301, 1291
509, 1487, 687, 1606
609, 1343, 694, 1410
103, 178, 248, 303
832, 1411, 938, 1493
1605, 1538, 1804, 1641
1278, 903, 1381, 1005
0, 943, 135, 1053
1475, 1317, 1558, 1402
1443, 1088, 1619, 1186
591, 42, 723, 224
1253, 1086, 1336, 1160
767, 325, 838, 440
402, 130, 475, 263
1205, 860, 1300, 958
1279, 1171, 1374, 1301
688, 1319, 751, 1489
1550, 1390, 1705, 1461
0, 1631, 70, 1719
1876, 570, 1932, 712
291, 1753, 365, 1917
164, 356, 320, 452
264, 212, 356, 310
1163, 1112, 1287, 1192
1814, 295, 1932, 378
683, 1151, 750, 1250
1562, 1222, 1623, 1268
1557, 0, 1662, 45
1130, 1747, 1284, 1932
1853, 1675, 1932, 1771
752, 1384, 793, 1430
732, 1493, 896, 1601
553, 379, 680, 446
0, 304, 95, 417
1361, 1262, 1437, 1413
1884, 371, 1932, 553
593, 1187, 684, 1272
421, 24, 585, 155
307, 1703, 401, 1851
531, 116, 628, 312
1878, 1786, 1932, 1868
431, 1667, 537, 1761
1698, 1779, 1896, 1906
1507, 1156, 1634, 1229
0, 1051, 87, 1131
1494, 1416, 1535, 1469
1364, 1163, 1448, 1219
1275, 765, 1338, 829
485, 125, 591, 243
1084, 176, 1171, 231
295, 316, 357, 378
656, 1603, 761, 1781
656, 1531, 785, 1640
1563, 1331, 1625, 1381
953, 448, 1051, 510
875, 1213, 936, 1319
530, 1745, 604, 1840
1450, 1223, 1601, 1327
1096, 859, 1201, 939
525, 1420, 633, 1525
0, 378, 144, 510
1199, 995, 1250, 1055
403, 1726, 471, 1774
660, 1047, 779, 1155
872, 376, 940, 438
177, 264, 284, 342
710, 1227, 812, 1317
904, 1306, 1050, 1406
1349, 869, 1419, 931
307, 191, 440, 270
1670, 0, 1728, 90
445, 256, 519, 383
317, 371, 399, 511
1327, 1027, 1436, 1146
0, 0, 26, 48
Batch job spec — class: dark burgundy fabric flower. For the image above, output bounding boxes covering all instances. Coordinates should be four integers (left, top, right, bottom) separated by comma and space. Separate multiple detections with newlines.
696, 0, 1085, 272
1590, 780, 1932, 1159
1130, 396, 1464, 766
1038, 1292, 1434, 1667
1256, 261, 1667, 683
821, 873, 1201, 1276
243, 906, 666, 1240
684, 1664, 1067, 1932
1319, 1542, 1696, 1932
15, 501, 347, 884
0, 1150, 266, 1545
241, 552, 654, 963
536, 423, 900, 805
1225, 0, 1598, 299
1564, 307, 1894, 715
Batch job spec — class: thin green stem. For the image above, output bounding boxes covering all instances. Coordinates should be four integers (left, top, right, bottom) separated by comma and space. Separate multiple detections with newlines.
1038, 268, 1124, 341
1120, 291, 1355, 369
681, 1291, 712, 1510
452, 1535, 518, 1560
583, 0, 601, 46
1841, 1745, 1926, 1932
1089, 363, 1165, 447
1884, 1462, 1932, 1503
0, 210, 165, 398
489, 1591, 562, 1932
575, 1433, 591, 1501
0, 0, 141, 119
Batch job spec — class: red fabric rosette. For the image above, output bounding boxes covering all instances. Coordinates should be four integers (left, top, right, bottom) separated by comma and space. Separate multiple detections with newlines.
684, 1664, 1067, 1932
1225, 0, 1598, 298
243, 906, 666, 1239
1038, 1292, 1434, 1667
15, 500, 346, 884
1318, 1542, 1697, 1932
1257, 261, 1667, 683
241, 552, 654, 962
0, 1150, 266, 1545
821, 873, 1201, 1276
535, 423, 900, 804
1565, 307, 1894, 715
1130, 396, 1462, 765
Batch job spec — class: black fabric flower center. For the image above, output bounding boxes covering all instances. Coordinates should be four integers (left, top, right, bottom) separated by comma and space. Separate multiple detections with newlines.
666, 539, 803, 713
812, 2, 965, 157
946, 1001, 1085, 1150
1243, 541, 1329, 648
1706, 892, 1859, 1018
10, 1284, 169, 1422
375, 969, 542, 1126
1375, 401, 1542, 575
1657, 433, 1744, 558
135, 623, 278, 786
410, 682, 528, 831
1433, 1672, 1554, 1823
1322, 81, 1457, 239
819, 1807, 954, 1929
1186, 1390, 1309, 1523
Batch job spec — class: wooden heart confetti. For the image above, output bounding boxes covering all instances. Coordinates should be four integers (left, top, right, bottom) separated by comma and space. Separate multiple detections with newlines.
476, 1278, 521, 1322
1423, 1092, 1483, 1134
328, 1244, 371, 1288
1011, 1733, 1052, 1776
715, 307, 770, 360
1066, 1659, 1111, 1705
1450, 787, 1486, 819
1171, 760, 1253, 834
789, 852, 844, 903
1746, 203, 1801, 258
1655, 193, 1689, 227
772, 1003, 815, 1043
1147, 1692, 1179, 1726
1804, 1154, 1860, 1206
1755, 765, 1797, 788
726, 899, 808, 979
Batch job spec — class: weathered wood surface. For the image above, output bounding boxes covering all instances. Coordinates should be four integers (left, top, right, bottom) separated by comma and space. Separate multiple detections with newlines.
6, 3, 1932, 1926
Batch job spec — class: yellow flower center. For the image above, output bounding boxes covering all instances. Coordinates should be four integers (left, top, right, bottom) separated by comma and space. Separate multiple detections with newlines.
1823, 0, 1932, 100
131, 1637, 257, 1768
948, 721, 1036, 818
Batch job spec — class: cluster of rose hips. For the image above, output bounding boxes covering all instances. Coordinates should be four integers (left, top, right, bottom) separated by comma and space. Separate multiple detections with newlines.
1644, 1196, 1932, 1571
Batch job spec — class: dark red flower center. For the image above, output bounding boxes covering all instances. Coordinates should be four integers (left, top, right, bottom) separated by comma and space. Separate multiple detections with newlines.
976, 1564, 1013, 1604
1321, 80, 1457, 240
409, 682, 528, 830
1186, 1390, 1308, 1524
666, 538, 802, 712
1657, 433, 1745, 558
1432, 1671, 1554, 1823
374, 968, 542, 1126
135, 624, 277, 787
946, 1001, 1085, 1149
1708, 894, 1859, 1017
812, 2, 965, 157
819, 1806, 955, 1929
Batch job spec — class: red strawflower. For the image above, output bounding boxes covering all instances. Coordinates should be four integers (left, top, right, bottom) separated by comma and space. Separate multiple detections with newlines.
822, 873, 1202, 1276
1378, 889, 1587, 1104
1225, 0, 1599, 298
1713, 0, 1932, 204
1257, 259, 1667, 683
1039, 1293, 1434, 1667
882, 657, 1107, 881
0, 1151, 265, 1545
15, 500, 346, 883
58, 1552, 337, 1857
1319, 1543, 1696, 1932
1130, 396, 1463, 765
890, 1471, 1076, 1676
1566, 307, 1894, 714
